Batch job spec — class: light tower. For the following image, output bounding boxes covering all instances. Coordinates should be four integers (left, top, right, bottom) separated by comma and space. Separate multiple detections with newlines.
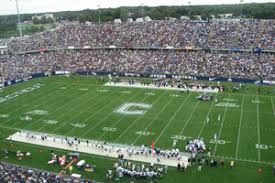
97, 5, 101, 24
188, 1, 191, 19
240, 0, 244, 19
15, 0, 23, 38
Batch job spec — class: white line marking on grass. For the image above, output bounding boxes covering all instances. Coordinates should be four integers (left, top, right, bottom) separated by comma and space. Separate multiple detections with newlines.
178, 101, 200, 136
271, 97, 275, 118
132, 94, 176, 144
96, 90, 156, 140
256, 95, 261, 161
20, 90, 84, 130
113, 91, 168, 143
34, 90, 93, 132
51, 86, 117, 135
4, 87, 65, 127
213, 95, 230, 156
67, 89, 145, 137
235, 94, 244, 159
154, 93, 192, 144
197, 94, 218, 138
49, 89, 113, 134
50, 88, 125, 135
0, 124, 274, 166
210, 155, 273, 165
1, 86, 57, 122
1, 84, 50, 112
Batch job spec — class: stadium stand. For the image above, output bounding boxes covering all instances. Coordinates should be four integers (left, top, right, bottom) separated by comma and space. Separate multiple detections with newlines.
0, 19, 274, 84
0, 162, 96, 182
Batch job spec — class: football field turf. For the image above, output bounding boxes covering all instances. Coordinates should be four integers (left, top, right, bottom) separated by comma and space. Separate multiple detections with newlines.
0, 76, 275, 182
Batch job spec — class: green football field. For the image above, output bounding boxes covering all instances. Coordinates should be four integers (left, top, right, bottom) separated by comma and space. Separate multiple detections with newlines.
0, 76, 275, 182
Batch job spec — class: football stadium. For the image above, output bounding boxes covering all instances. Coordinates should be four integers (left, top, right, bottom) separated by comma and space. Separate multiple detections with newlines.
0, 1, 275, 182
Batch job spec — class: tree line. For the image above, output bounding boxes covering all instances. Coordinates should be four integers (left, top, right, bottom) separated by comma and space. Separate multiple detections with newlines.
0, 3, 274, 38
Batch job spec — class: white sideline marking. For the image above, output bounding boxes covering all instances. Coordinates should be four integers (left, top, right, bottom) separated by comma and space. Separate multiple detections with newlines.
271, 97, 275, 118
256, 95, 261, 161
8, 131, 189, 168
235, 94, 244, 159
211, 155, 273, 165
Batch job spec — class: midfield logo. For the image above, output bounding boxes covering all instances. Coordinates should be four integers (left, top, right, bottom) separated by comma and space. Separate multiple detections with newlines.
114, 102, 152, 115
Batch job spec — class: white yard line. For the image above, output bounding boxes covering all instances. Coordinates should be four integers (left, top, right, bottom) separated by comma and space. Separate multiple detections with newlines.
0, 84, 52, 112
154, 94, 192, 144
113, 91, 168, 143
20, 87, 93, 130
96, 90, 156, 140
132, 95, 176, 144
271, 97, 275, 118
235, 94, 245, 159
178, 101, 200, 136
69, 89, 146, 138
1, 86, 60, 126
51, 88, 118, 135
212, 155, 273, 165
213, 95, 230, 156
35, 90, 93, 132
256, 95, 261, 161
197, 94, 218, 138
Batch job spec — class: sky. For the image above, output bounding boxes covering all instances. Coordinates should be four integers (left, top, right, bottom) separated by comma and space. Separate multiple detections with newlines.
0, 0, 274, 15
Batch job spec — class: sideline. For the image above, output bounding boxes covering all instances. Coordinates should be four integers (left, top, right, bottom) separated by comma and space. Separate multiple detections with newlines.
8, 131, 189, 168
105, 82, 219, 93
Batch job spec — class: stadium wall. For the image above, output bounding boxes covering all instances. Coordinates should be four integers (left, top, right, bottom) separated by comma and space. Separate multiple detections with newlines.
2, 71, 275, 88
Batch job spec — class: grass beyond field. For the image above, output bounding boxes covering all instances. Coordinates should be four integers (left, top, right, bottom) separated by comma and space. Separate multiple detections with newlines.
0, 76, 275, 182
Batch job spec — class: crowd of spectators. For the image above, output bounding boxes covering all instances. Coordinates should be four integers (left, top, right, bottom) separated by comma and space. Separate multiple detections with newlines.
107, 160, 166, 181
0, 162, 93, 183
4, 19, 275, 53
0, 19, 274, 83
0, 49, 274, 82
